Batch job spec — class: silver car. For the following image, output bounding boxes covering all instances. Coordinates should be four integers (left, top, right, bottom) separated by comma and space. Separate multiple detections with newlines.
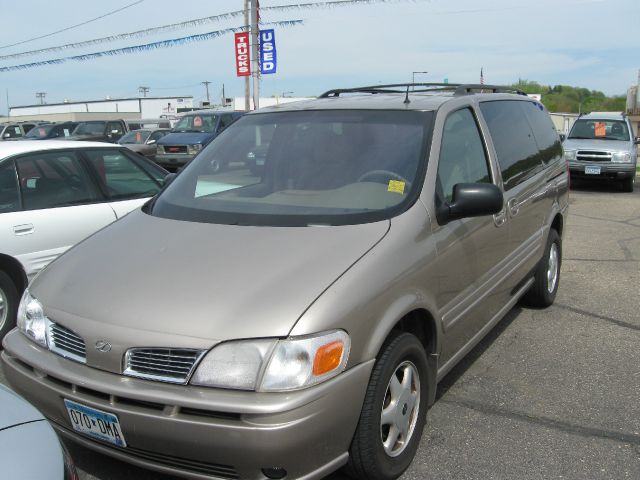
0, 383, 78, 479
564, 112, 639, 192
2, 84, 569, 480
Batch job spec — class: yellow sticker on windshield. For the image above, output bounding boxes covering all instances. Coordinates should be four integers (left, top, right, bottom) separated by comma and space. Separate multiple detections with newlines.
388, 180, 406, 194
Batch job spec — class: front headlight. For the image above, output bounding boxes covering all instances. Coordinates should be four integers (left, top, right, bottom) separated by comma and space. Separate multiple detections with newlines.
564, 149, 576, 161
187, 144, 203, 155
612, 152, 631, 163
157, 145, 165, 155
16, 290, 48, 347
190, 330, 350, 392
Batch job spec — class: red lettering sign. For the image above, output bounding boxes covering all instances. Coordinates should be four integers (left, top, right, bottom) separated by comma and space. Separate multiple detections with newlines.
234, 32, 251, 77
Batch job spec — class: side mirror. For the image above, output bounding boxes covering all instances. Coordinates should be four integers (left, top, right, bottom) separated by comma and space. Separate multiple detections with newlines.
164, 172, 177, 185
147, 139, 156, 145
111, 130, 120, 134
3, 133, 10, 139
634, 137, 640, 145
559, 133, 566, 142
437, 183, 504, 226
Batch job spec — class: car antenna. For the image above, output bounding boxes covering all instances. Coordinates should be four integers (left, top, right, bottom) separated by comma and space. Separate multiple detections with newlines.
404, 85, 411, 104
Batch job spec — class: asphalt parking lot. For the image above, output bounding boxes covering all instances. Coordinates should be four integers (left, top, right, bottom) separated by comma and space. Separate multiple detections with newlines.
2, 178, 639, 480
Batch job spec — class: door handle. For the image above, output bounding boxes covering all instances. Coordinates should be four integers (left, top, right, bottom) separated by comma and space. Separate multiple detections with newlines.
493, 209, 507, 227
507, 198, 520, 216
13, 223, 34, 236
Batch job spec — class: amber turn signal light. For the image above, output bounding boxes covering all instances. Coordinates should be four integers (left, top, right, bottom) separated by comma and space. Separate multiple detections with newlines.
313, 340, 344, 376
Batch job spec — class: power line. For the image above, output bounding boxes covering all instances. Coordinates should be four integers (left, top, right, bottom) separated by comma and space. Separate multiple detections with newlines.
0, 0, 420, 62
0, 0, 145, 51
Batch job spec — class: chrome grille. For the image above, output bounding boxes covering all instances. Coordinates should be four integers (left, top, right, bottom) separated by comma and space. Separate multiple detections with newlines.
124, 348, 204, 384
48, 322, 86, 363
576, 150, 612, 162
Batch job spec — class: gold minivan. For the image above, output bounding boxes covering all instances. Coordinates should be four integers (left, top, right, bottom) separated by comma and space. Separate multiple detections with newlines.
2, 84, 569, 480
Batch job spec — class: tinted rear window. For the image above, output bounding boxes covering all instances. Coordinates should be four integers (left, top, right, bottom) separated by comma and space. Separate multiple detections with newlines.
480, 100, 541, 190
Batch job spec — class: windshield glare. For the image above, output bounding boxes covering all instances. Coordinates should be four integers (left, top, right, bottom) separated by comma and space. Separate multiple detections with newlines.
119, 130, 151, 144
150, 110, 431, 226
568, 119, 630, 141
74, 122, 107, 135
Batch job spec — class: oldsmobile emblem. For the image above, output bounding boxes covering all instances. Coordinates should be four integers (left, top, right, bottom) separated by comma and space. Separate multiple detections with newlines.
95, 340, 112, 353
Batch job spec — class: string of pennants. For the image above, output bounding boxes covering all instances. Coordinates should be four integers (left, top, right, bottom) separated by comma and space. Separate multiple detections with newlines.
0, 21, 302, 74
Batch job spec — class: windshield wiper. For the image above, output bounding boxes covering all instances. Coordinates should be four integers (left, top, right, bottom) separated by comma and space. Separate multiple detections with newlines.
568, 136, 593, 139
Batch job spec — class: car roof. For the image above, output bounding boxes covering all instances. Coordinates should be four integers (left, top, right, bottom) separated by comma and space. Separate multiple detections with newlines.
579, 112, 625, 121
0, 140, 122, 159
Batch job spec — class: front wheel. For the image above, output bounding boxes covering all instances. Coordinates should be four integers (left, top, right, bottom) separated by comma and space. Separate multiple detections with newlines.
345, 332, 429, 480
621, 176, 635, 193
0, 270, 19, 344
521, 229, 561, 308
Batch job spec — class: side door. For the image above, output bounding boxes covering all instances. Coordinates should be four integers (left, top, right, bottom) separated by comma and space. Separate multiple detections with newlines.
479, 100, 551, 281
82, 148, 164, 218
429, 107, 510, 364
5, 151, 116, 279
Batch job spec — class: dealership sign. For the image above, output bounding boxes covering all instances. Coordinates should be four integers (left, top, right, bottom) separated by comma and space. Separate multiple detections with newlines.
259, 29, 277, 74
234, 32, 250, 77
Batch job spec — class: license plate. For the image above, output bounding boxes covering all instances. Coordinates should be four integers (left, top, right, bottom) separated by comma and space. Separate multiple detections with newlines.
585, 165, 601, 175
64, 399, 127, 447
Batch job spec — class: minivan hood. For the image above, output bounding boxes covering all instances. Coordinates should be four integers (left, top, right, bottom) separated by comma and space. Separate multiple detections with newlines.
31, 209, 389, 344
564, 138, 631, 151
158, 132, 212, 145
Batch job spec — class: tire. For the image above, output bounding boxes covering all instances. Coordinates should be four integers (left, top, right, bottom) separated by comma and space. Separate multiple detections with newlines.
521, 229, 561, 308
621, 176, 634, 193
0, 270, 19, 344
345, 332, 429, 480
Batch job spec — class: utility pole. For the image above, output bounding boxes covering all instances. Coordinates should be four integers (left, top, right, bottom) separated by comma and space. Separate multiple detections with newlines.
36, 92, 46, 104
202, 81, 212, 104
244, 0, 251, 111
5, 89, 9, 117
138, 86, 150, 97
250, 0, 260, 110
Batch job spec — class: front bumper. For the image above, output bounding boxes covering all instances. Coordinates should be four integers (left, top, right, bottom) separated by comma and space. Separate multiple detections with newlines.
568, 161, 636, 180
2, 330, 374, 480
155, 153, 195, 168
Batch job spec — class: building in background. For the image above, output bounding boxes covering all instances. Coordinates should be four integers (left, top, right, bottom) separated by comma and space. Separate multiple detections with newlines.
626, 85, 639, 136
1, 96, 193, 123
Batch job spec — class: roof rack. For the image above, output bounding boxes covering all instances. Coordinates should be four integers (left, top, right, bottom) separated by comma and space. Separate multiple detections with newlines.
319, 83, 528, 98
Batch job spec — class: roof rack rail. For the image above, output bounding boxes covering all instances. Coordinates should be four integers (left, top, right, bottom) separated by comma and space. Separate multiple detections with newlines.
453, 84, 528, 96
319, 83, 528, 98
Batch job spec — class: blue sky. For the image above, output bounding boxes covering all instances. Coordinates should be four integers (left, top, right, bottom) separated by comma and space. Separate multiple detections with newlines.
0, 0, 638, 113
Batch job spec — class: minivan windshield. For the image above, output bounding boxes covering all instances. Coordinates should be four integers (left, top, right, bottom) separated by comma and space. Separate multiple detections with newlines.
568, 119, 630, 141
150, 110, 432, 226
172, 114, 218, 133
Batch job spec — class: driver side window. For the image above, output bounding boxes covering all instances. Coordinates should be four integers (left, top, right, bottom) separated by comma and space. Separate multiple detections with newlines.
437, 108, 491, 203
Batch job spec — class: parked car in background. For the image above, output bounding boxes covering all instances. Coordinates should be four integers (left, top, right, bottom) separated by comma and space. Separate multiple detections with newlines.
564, 112, 639, 192
0, 122, 40, 141
20, 122, 79, 140
1, 84, 569, 480
66, 120, 129, 143
118, 128, 170, 160
126, 118, 172, 131
0, 383, 79, 479
155, 110, 244, 170
0, 141, 168, 341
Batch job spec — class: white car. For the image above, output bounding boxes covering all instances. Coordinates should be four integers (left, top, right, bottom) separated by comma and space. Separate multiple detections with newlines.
0, 141, 168, 340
